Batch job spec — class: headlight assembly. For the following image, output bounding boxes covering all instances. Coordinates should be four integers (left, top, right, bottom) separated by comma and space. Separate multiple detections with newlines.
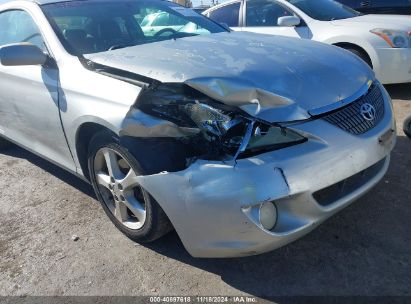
243, 122, 306, 158
137, 84, 306, 161
371, 28, 411, 48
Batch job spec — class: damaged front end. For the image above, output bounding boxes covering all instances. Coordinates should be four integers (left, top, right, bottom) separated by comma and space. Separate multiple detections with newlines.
121, 83, 307, 172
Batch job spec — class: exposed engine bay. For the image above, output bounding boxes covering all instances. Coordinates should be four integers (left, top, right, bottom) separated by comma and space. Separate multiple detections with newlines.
120, 83, 306, 173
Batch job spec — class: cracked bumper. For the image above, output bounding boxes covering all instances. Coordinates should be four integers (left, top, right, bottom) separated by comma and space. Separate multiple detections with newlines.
135, 86, 396, 258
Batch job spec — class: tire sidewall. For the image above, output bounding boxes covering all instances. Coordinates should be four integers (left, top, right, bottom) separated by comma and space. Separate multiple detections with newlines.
404, 117, 411, 139
345, 48, 372, 67
87, 132, 162, 242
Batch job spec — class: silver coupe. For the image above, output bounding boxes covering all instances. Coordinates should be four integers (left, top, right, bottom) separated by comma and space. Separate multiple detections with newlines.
0, 0, 396, 257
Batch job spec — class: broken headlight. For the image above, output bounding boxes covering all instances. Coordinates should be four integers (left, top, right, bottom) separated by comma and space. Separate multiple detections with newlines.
137, 84, 306, 160
242, 122, 306, 158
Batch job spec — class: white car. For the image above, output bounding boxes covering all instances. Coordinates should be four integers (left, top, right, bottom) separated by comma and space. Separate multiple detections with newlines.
204, 0, 411, 84
140, 11, 186, 36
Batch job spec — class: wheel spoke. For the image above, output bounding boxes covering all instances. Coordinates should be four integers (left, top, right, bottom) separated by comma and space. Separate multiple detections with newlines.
96, 173, 111, 190
123, 194, 146, 223
114, 201, 129, 222
94, 147, 148, 230
103, 149, 123, 179
120, 169, 139, 191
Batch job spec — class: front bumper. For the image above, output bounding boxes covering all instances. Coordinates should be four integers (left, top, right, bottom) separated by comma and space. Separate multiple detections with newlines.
373, 47, 411, 84
136, 86, 396, 258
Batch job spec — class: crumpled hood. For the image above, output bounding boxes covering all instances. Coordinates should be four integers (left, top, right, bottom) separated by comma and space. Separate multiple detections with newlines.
85, 31, 373, 122
331, 14, 411, 31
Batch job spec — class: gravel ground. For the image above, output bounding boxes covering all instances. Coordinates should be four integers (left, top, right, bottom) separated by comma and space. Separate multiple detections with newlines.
0, 84, 410, 299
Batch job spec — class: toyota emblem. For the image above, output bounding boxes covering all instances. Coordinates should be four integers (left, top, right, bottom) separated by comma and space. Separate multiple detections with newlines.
360, 103, 376, 121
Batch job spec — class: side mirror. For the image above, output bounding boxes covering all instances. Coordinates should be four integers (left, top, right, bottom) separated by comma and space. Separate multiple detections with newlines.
219, 22, 231, 31
277, 16, 301, 27
0, 43, 48, 66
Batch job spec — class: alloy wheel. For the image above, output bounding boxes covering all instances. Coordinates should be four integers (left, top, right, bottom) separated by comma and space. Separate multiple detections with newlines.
93, 147, 147, 230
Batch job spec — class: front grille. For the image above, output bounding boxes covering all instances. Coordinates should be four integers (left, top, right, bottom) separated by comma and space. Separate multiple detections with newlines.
322, 85, 385, 135
313, 158, 386, 206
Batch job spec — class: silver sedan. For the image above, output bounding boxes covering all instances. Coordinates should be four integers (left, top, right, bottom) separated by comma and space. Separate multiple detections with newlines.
0, 0, 396, 257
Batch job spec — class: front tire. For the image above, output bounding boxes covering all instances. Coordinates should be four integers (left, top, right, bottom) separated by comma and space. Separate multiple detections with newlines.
88, 131, 173, 243
404, 116, 411, 139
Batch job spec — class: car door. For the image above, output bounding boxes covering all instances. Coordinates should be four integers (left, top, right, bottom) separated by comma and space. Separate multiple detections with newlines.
207, 1, 242, 31
0, 9, 75, 171
242, 0, 310, 38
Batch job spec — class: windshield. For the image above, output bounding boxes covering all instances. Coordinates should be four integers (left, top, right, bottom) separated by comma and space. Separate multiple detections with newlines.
41, 0, 226, 55
287, 0, 361, 21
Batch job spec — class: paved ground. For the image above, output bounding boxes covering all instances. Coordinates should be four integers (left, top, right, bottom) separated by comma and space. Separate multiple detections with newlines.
0, 84, 410, 299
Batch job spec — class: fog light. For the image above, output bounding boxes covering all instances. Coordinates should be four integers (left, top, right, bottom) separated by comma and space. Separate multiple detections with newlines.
259, 202, 277, 231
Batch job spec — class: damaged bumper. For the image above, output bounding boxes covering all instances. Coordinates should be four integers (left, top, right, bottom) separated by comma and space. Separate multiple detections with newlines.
133, 88, 396, 258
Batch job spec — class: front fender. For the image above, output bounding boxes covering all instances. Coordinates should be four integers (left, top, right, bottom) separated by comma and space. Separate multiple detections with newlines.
323, 35, 380, 70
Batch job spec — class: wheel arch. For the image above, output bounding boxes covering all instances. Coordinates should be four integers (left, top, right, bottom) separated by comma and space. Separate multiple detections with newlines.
75, 122, 118, 180
332, 42, 373, 68
74, 118, 189, 181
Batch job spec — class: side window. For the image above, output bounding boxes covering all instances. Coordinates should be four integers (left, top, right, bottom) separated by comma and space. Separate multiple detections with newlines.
169, 13, 187, 26
246, 0, 294, 26
152, 13, 169, 26
0, 10, 45, 50
208, 2, 241, 27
